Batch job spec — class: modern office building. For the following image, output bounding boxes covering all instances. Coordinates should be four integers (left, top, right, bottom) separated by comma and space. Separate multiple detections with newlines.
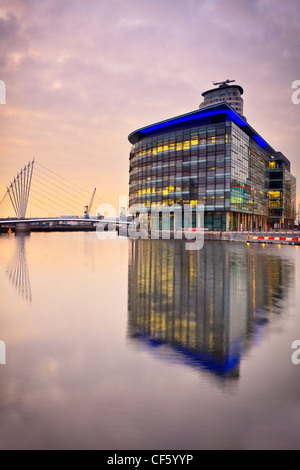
128, 83, 296, 231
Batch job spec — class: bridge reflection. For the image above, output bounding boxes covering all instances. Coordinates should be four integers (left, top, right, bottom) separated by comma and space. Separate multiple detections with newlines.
128, 240, 294, 379
6, 234, 32, 302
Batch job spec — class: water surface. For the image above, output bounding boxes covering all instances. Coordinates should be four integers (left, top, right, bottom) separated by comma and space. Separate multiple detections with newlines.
0, 232, 299, 449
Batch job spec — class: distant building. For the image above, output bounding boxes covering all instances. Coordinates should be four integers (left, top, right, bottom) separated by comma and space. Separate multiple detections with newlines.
199, 79, 246, 120
268, 152, 296, 229
119, 206, 127, 221
128, 82, 296, 231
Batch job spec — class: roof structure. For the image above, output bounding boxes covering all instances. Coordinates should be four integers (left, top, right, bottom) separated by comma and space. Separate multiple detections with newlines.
128, 102, 276, 154
201, 84, 244, 97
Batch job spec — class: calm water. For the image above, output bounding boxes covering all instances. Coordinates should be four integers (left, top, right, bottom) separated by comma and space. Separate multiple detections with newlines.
0, 232, 300, 450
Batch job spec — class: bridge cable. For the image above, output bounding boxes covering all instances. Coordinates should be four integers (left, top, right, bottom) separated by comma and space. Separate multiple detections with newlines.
31, 179, 87, 213
35, 161, 111, 205
30, 188, 83, 216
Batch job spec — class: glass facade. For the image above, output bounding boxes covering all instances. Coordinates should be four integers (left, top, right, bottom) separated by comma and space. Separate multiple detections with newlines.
229, 122, 269, 230
129, 106, 271, 231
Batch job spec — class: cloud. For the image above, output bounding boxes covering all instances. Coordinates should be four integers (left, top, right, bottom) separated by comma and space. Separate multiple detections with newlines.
0, 0, 299, 215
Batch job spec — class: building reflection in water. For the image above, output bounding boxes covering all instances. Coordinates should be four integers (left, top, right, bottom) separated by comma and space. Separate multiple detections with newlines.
6, 234, 32, 302
128, 240, 294, 379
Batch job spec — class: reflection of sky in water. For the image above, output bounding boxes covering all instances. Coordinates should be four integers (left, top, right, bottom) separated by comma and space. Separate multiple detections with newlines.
0, 233, 299, 450
128, 240, 294, 379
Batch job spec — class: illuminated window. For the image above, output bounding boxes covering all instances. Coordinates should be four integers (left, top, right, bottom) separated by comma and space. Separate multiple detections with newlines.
270, 201, 282, 208
269, 161, 276, 169
176, 142, 183, 151
269, 191, 281, 198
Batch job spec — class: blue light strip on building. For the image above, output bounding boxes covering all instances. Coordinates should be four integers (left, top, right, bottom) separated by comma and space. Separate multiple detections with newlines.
138, 108, 247, 134
253, 135, 268, 148
129, 102, 275, 152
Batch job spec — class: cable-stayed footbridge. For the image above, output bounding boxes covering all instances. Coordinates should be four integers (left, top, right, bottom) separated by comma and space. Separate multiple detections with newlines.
0, 160, 128, 232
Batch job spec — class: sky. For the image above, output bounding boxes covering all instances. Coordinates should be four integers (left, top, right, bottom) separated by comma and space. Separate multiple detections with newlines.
0, 0, 299, 217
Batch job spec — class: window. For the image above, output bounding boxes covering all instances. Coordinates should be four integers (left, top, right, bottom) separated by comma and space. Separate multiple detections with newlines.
269, 190, 281, 198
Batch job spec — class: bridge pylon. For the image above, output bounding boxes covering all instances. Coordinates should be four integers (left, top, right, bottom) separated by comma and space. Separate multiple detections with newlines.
6, 160, 34, 219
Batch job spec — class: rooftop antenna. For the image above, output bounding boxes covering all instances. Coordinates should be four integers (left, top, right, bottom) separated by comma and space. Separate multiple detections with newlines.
213, 79, 235, 86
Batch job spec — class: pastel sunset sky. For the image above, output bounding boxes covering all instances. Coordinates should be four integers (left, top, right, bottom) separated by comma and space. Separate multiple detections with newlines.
0, 0, 299, 217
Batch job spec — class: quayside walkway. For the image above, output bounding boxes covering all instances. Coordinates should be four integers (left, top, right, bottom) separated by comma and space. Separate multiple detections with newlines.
202, 230, 300, 245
